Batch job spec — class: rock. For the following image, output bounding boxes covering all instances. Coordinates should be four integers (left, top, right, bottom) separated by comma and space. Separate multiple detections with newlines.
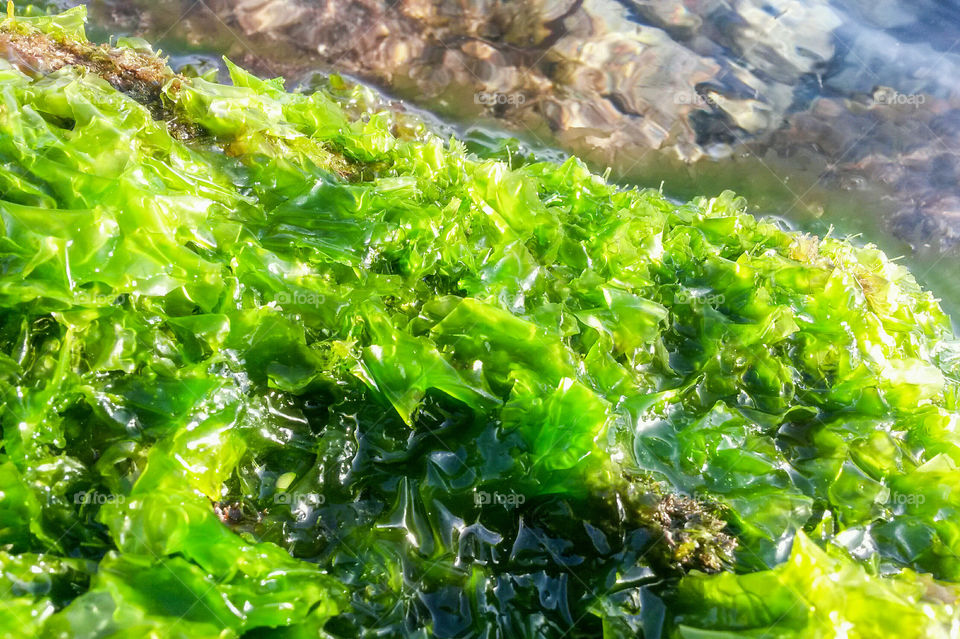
79, 0, 960, 251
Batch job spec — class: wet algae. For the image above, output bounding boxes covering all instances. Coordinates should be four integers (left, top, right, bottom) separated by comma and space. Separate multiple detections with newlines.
1, 7, 959, 638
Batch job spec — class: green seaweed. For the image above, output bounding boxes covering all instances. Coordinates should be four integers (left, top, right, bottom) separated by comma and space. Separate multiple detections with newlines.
0, 7, 959, 638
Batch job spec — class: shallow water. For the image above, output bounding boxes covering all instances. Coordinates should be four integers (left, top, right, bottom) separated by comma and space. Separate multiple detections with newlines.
68, 0, 960, 321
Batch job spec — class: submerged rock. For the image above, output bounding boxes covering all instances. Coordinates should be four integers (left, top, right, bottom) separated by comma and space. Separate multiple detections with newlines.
767, 94, 960, 251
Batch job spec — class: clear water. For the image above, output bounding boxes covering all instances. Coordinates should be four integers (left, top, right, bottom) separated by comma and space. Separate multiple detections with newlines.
70, 0, 960, 322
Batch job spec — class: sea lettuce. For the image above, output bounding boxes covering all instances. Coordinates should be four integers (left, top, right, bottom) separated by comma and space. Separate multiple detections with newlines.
670, 531, 960, 638
0, 6, 959, 638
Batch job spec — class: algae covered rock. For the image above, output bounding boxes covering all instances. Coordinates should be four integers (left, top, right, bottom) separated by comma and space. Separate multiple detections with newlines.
81, 0, 960, 255
0, 7, 959, 638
